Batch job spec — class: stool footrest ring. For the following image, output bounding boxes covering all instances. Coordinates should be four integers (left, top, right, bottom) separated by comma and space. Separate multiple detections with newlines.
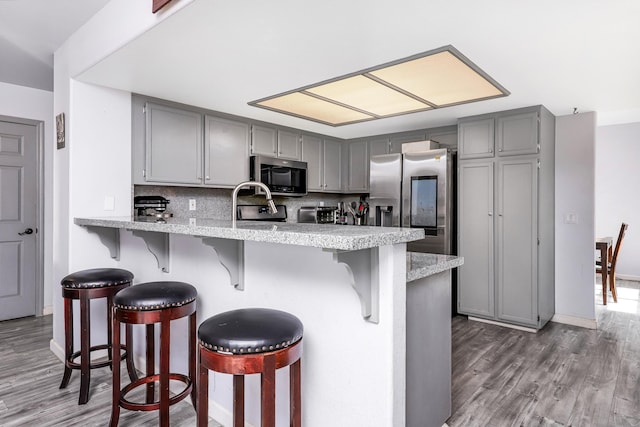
119, 373, 193, 411
66, 344, 130, 370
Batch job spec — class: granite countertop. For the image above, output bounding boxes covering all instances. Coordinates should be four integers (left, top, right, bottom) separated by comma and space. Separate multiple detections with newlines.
406, 252, 464, 282
74, 216, 424, 251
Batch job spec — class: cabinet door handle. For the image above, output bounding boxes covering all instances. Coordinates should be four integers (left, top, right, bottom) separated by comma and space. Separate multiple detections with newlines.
205, 176, 210, 180
488, 212, 493, 216
498, 148, 503, 152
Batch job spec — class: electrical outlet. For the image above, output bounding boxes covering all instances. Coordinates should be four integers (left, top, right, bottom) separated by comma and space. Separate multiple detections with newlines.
189, 199, 197, 211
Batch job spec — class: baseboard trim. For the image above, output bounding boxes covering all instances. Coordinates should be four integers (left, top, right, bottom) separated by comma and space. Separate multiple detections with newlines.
551, 314, 597, 330
615, 274, 640, 282
42, 305, 53, 316
50, 339, 64, 362
468, 316, 537, 333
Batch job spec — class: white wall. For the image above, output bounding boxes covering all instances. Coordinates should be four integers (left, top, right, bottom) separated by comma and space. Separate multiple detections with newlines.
595, 122, 640, 279
0, 81, 53, 314
52, 0, 195, 349
554, 112, 596, 324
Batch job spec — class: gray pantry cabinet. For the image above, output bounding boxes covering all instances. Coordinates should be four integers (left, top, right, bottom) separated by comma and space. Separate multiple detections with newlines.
457, 105, 555, 330
250, 125, 301, 160
301, 134, 342, 192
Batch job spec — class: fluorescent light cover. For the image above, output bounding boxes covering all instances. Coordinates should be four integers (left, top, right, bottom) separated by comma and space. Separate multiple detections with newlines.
249, 45, 508, 126
306, 75, 431, 116
369, 51, 504, 106
256, 92, 373, 125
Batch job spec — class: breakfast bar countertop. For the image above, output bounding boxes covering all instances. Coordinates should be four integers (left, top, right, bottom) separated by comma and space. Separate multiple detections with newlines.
74, 216, 425, 251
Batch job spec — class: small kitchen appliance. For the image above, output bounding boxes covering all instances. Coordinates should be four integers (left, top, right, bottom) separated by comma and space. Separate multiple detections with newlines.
297, 206, 338, 224
237, 204, 287, 222
134, 195, 172, 218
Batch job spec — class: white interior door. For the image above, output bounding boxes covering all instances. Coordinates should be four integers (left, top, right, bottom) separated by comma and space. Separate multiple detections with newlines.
0, 120, 37, 320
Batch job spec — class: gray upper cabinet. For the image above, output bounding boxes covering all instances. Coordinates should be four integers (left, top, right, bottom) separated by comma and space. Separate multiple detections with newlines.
301, 134, 323, 192
323, 138, 342, 192
144, 102, 203, 185
300, 135, 342, 193
251, 125, 301, 160
251, 125, 277, 157
277, 130, 301, 160
496, 111, 539, 156
204, 115, 250, 187
347, 140, 369, 192
369, 137, 390, 158
458, 118, 494, 159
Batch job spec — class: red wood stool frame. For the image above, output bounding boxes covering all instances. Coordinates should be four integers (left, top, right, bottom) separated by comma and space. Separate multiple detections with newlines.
109, 300, 197, 427
197, 340, 302, 427
59, 282, 136, 405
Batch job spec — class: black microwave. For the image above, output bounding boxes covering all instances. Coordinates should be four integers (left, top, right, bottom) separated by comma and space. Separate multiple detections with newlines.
250, 155, 308, 197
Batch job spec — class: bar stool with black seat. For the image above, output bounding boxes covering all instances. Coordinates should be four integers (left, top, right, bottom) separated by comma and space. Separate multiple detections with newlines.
59, 268, 136, 405
110, 281, 197, 427
197, 308, 303, 427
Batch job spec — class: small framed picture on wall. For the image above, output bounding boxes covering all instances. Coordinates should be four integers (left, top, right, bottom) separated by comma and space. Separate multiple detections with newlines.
56, 113, 65, 149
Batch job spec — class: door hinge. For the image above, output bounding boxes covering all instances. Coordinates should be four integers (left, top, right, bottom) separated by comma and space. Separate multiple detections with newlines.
143, 104, 146, 114
537, 315, 540, 321
537, 159, 541, 169
537, 143, 541, 153
537, 237, 540, 245
142, 169, 146, 178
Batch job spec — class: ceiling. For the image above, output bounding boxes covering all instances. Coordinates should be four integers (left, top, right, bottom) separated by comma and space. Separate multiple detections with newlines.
3, 0, 640, 139
0, 0, 110, 91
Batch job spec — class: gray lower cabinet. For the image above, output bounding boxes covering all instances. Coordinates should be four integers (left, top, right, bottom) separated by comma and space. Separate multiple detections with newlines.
204, 115, 249, 186
301, 134, 342, 192
457, 105, 554, 330
143, 102, 203, 185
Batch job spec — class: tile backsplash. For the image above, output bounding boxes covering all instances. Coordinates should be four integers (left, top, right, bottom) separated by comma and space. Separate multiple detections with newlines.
135, 186, 366, 223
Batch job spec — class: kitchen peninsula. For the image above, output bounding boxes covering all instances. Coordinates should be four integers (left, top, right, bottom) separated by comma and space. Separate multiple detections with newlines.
74, 216, 462, 427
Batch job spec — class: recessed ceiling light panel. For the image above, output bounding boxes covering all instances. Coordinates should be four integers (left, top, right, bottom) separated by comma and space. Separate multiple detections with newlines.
249, 45, 509, 126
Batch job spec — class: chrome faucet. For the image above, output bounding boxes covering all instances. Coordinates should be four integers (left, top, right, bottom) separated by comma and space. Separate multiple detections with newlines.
231, 181, 278, 227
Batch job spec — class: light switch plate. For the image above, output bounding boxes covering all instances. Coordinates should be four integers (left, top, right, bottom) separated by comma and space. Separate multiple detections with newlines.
189, 199, 196, 211
104, 196, 115, 211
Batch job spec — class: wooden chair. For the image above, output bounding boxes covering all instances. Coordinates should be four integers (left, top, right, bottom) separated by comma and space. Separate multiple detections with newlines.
597, 223, 628, 303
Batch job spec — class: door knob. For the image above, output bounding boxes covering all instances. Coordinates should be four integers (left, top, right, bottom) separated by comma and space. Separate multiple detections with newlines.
18, 228, 33, 235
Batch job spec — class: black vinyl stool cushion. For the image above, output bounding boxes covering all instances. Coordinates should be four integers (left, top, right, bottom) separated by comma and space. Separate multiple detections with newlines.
61, 268, 134, 289
198, 308, 303, 354
113, 281, 197, 311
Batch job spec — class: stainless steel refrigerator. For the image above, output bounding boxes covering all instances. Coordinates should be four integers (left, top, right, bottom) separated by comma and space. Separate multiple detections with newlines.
369, 148, 454, 254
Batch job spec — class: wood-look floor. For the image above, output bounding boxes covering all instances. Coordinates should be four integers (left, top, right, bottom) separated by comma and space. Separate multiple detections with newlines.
449, 278, 640, 427
0, 280, 638, 426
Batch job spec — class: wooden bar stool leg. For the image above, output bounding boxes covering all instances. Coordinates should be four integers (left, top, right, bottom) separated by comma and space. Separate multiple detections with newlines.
109, 308, 121, 427
290, 358, 302, 427
79, 293, 91, 405
59, 297, 73, 389
107, 295, 114, 369
189, 311, 197, 409
159, 316, 171, 427
125, 324, 137, 382
146, 323, 155, 404
261, 354, 276, 427
197, 349, 209, 427
233, 375, 245, 427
